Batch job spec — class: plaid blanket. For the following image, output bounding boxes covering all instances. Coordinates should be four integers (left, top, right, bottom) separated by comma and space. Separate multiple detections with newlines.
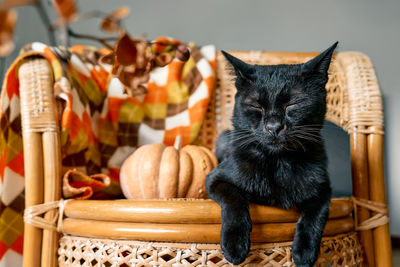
0, 39, 216, 264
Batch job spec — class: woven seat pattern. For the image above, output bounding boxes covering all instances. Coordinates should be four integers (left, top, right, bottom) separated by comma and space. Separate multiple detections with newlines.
58, 233, 363, 267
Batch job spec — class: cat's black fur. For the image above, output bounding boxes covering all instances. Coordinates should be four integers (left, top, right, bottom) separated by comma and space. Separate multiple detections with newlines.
206, 43, 338, 266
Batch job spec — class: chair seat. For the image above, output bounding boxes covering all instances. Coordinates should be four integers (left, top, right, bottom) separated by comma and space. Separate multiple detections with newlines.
58, 231, 363, 266
58, 198, 362, 266
60, 198, 353, 243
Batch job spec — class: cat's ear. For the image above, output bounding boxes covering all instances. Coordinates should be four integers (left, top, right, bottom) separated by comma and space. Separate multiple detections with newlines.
221, 50, 254, 80
301, 42, 338, 75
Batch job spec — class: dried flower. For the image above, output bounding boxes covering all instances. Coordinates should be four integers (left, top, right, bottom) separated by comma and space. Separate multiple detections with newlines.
101, 7, 130, 33
175, 44, 190, 61
155, 52, 173, 67
100, 33, 191, 97
0, 8, 17, 57
100, 33, 153, 97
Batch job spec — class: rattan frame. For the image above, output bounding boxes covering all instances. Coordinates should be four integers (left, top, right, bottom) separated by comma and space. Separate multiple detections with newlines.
17, 51, 392, 267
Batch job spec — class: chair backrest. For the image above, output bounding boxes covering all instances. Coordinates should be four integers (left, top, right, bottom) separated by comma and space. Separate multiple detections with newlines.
197, 51, 384, 150
14, 52, 391, 267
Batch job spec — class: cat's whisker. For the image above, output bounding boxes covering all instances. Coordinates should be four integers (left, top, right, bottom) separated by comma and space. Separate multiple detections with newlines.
283, 143, 297, 152
293, 128, 321, 132
291, 131, 322, 139
290, 129, 322, 139
292, 138, 306, 152
229, 130, 260, 149
230, 135, 255, 144
286, 135, 306, 152
290, 130, 322, 140
296, 134, 323, 143
228, 130, 254, 139
236, 140, 255, 150
291, 128, 322, 136
292, 130, 322, 136
291, 134, 323, 145
292, 127, 322, 132
255, 141, 263, 152
294, 124, 339, 130
294, 124, 324, 127
231, 134, 259, 150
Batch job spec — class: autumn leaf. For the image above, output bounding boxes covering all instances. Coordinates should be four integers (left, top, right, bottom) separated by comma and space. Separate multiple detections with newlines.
100, 6, 130, 33
116, 33, 137, 66
52, 0, 77, 23
99, 33, 151, 97
0, 8, 17, 57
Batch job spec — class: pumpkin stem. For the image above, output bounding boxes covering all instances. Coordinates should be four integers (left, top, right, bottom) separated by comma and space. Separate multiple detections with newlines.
174, 135, 183, 150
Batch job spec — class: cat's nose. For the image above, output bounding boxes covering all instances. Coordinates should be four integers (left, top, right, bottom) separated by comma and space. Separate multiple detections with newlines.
264, 121, 284, 137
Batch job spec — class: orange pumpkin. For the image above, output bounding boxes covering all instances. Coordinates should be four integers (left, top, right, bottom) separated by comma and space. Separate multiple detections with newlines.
120, 136, 218, 199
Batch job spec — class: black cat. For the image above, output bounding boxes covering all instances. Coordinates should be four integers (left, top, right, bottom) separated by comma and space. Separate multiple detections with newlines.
206, 43, 338, 266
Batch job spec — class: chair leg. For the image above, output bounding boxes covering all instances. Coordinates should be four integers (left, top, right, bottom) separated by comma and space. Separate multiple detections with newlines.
351, 132, 375, 267
368, 128, 392, 267
41, 132, 62, 267
22, 133, 43, 267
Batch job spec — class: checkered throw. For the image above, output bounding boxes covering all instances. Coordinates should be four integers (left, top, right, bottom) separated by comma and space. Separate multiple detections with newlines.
0, 39, 216, 264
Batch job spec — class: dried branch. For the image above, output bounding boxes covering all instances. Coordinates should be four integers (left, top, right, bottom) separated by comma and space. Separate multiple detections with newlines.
67, 27, 116, 49
75, 10, 109, 21
34, 0, 56, 46
0, 0, 38, 8
67, 27, 189, 53
0, 56, 6, 72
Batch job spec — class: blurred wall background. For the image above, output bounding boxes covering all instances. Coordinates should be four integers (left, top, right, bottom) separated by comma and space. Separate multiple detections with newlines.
1, 0, 399, 236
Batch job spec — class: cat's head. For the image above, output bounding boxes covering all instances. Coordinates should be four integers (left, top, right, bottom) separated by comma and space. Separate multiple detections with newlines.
223, 42, 338, 154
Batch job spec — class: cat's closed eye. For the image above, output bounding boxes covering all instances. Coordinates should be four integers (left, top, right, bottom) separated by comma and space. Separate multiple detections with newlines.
284, 101, 301, 116
245, 104, 263, 112
285, 103, 298, 110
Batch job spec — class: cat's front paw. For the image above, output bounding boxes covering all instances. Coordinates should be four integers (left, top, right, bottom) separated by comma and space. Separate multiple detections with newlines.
221, 221, 251, 265
291, 239, 319, 267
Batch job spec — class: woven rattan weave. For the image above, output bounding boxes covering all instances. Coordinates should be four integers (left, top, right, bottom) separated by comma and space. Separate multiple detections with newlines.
58, 233, 363, 267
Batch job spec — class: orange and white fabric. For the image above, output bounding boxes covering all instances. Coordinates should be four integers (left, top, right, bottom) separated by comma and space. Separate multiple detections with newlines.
0, 38, 216, 265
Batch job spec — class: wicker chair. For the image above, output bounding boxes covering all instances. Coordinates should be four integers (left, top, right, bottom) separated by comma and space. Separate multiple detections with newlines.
18, 51, 391, 267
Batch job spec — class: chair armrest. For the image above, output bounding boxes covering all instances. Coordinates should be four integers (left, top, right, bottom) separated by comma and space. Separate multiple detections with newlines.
19, 56, 60, 267
336, 52, 391, 266
19, 57, 57, 133
335, 52, 383, 135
